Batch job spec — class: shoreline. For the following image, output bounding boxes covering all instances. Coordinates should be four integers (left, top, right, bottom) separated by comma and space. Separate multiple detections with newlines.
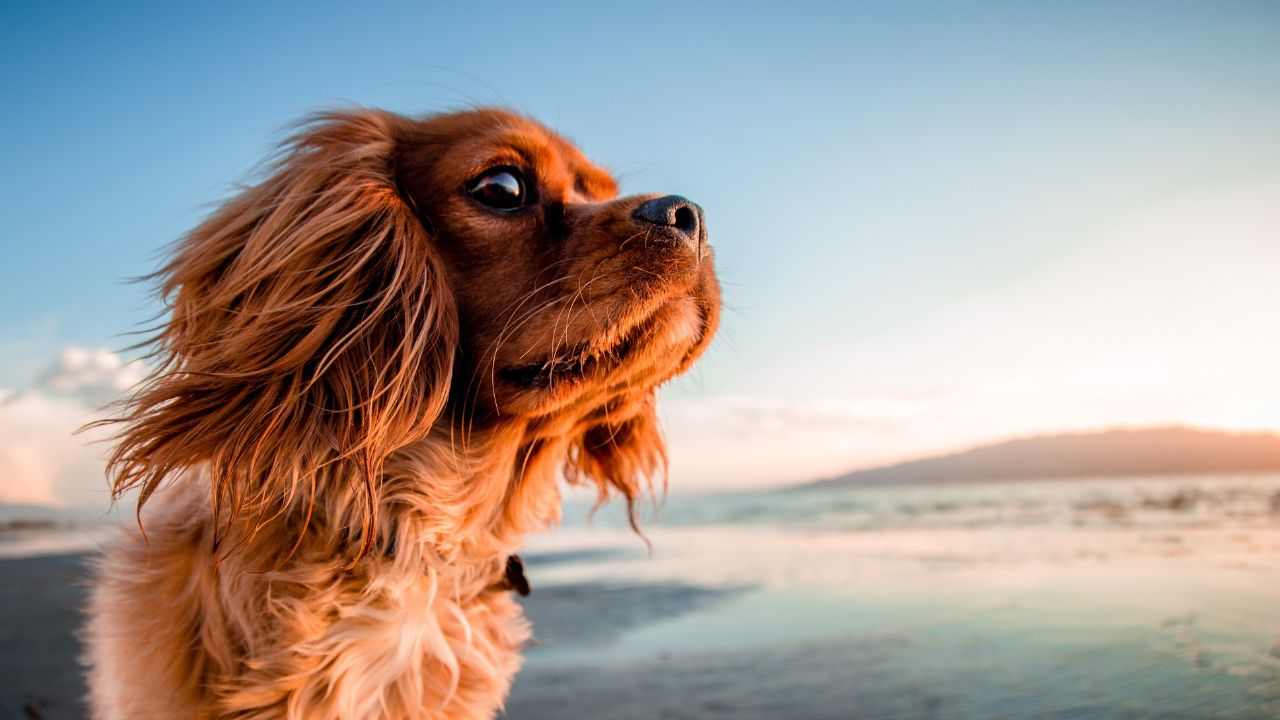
6, 488, 1280, 720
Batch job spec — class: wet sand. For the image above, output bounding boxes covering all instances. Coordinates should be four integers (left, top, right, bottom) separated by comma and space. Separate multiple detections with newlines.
9, 552, 1275, 720
0, 553, 90, 720
7, 479, 1280, 720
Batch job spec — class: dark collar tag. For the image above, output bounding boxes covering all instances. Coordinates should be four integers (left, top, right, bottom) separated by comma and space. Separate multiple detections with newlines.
505, 554, 531, 597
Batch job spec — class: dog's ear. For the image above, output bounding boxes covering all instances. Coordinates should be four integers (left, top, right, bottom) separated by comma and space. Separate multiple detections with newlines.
104, 110, 457, 553
565, 394, 668, 529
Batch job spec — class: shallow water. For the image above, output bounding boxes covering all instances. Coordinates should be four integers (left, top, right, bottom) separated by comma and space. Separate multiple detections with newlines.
512, 475, 1280, 718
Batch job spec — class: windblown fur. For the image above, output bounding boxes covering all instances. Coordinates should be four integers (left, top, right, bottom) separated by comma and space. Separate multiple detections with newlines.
84, 108, 719, 719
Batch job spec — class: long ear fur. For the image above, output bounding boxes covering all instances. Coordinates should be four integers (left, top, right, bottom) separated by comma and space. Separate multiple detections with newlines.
103, 110, 457, 553
564, 394, 668, 530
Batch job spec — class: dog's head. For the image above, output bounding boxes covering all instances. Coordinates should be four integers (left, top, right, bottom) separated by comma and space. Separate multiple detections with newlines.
107, 109, 719, 546
394, 110, 718, 425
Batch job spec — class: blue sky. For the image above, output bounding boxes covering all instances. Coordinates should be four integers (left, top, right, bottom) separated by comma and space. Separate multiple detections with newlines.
2, 2, 1279, 497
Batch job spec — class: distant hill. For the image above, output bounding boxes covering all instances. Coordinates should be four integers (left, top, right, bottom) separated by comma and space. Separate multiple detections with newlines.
797, 426, 1280, 491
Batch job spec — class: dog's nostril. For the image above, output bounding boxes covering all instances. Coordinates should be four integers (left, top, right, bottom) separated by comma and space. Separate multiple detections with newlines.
631, 195, 703, 251
673, 205, 697, 235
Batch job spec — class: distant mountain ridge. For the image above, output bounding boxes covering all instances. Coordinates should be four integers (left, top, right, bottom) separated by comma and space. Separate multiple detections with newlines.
798, 426, 1280, 491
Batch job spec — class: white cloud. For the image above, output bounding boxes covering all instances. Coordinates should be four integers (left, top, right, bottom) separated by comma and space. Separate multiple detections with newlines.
660, 392, 928, 490
33, 346, 148, 409
0, 347, 144, 509
664, 393, 921, 433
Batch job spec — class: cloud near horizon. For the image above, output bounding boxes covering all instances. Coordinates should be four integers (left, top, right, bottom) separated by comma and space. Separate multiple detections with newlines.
0, 348, 145, 508
0, 345, 891, 506
659, 392, 932, 488
661, 183, 1280, 489
1, 345, 923, 506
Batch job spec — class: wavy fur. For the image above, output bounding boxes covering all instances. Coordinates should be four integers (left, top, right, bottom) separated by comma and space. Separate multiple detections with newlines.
85, 108, 719, 719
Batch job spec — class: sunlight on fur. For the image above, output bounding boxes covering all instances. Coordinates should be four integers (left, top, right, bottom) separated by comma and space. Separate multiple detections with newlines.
84, 108, 720, 719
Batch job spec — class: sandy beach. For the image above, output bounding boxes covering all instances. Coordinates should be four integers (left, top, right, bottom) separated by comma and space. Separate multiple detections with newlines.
1, 553, 89, 720
6, 475, 1280, 719
0, 550, 747, 720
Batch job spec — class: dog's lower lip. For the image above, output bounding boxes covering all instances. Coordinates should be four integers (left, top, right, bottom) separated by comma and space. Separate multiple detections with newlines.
500, 320, 649, 388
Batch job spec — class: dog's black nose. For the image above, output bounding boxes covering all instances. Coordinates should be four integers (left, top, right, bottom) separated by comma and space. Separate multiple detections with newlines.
632, 195, 703, 252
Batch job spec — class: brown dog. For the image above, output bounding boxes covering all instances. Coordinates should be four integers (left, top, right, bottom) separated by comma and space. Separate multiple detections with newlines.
85, 108, 720, 719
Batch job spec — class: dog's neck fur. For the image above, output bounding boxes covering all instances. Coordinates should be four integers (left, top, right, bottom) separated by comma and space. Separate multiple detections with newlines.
373, 423, 566, 586
238, 421, 568, 574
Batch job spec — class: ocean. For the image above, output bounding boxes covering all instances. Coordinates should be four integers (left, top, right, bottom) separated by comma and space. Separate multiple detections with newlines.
510, 475, 1280, 718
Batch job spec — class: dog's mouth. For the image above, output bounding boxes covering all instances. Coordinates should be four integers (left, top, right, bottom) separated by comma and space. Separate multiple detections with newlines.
498, 290, 710, 390
499, 317, 651, 389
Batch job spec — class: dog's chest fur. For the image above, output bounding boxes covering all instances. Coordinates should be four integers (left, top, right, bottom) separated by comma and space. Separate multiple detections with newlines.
86, 476, 534, 720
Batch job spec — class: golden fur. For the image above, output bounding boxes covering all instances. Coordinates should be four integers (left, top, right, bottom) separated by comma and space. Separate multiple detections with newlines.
85, 108, 719, 719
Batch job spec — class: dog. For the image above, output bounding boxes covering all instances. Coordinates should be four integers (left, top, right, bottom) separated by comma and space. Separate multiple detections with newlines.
84, 108, 720, 719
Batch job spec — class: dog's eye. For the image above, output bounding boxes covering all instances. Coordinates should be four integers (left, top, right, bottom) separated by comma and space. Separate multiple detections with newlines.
467, 167, 528, 211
